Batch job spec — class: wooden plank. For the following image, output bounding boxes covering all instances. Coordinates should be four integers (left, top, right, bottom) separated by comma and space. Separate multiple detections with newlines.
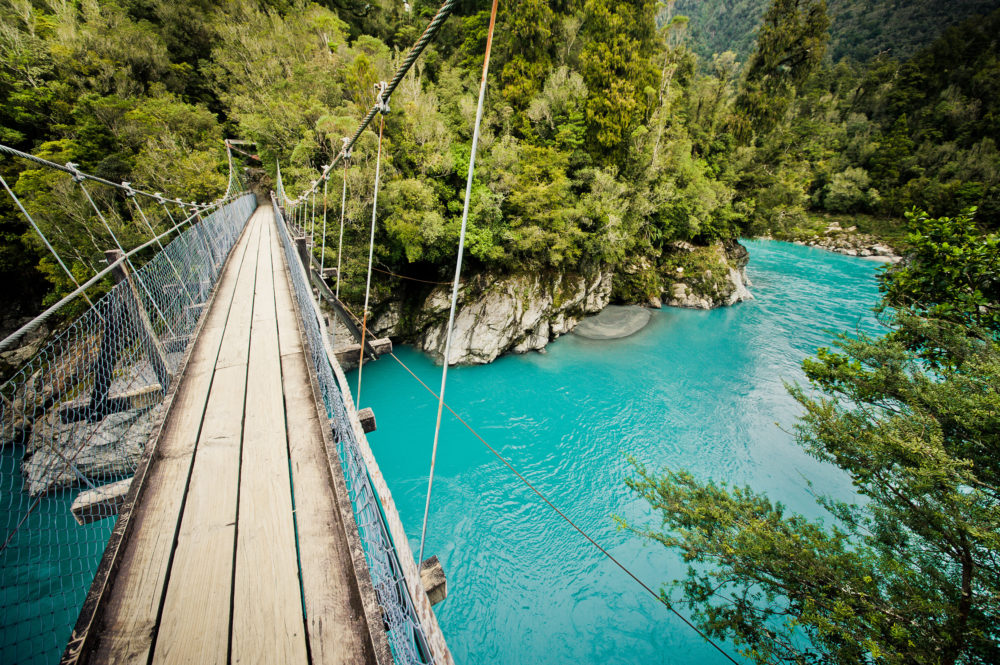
326, 342, 456, 665
149, 370, 243, 665
419, 556, 447, 606
357, 407, 376, 433
334, 340, 391, 368
269, 221, 302, 358
231, 217, 308, 664
59, 384, 162, 424
273, 203, 417, 665
270, 212, 378, 665
84, 212, 263, 665
151, 212, 266, 665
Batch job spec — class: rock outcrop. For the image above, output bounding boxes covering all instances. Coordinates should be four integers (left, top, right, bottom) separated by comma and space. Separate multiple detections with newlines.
364, 240, 754, 365
663, 240, 754, 310
22, 403, 159, 496
373, 269, 613, 365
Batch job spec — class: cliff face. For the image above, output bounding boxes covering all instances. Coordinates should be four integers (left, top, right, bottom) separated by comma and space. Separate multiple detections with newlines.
370, 240, 752, 365
373, 269, 613, 365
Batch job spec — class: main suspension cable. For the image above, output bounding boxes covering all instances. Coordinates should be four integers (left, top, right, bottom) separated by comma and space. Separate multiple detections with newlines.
281, 0, 456, 206
335, 149, 349, 301
356, 111, 386, 410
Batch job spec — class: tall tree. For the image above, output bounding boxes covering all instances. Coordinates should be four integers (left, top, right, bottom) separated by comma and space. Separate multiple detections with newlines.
733, 0, 829, 142
579, 0, 659, 162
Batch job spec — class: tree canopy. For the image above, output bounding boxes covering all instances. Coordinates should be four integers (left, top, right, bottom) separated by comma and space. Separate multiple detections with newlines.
2, 0, 998, 325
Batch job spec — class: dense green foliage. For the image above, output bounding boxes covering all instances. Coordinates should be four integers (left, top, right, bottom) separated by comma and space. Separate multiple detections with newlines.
0, 0, 232, 323
2, 0, 998, 321
626, 208, 1000, 664
2, 2, 998, 657
733, 6, 1000, 235
882, 208, 1000, 333
675, 0, 1000, 64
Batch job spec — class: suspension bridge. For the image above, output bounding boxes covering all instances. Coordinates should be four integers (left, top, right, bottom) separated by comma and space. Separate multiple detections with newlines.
0, 0, 745, 663
0, 161, 451, 664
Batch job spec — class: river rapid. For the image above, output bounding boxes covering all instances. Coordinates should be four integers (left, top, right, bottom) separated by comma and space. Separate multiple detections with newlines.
351, 239, 884, 665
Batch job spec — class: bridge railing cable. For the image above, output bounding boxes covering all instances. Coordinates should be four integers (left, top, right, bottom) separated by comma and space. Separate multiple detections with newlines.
272, 194, 452, 665
0, 143, 240, 208
0, 148, 255, 664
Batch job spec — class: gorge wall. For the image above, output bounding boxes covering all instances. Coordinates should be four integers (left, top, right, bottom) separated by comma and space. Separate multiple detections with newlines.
367, 240, 753, 365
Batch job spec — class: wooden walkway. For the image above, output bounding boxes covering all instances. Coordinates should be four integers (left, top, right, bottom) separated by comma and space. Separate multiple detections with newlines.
64, 207, 388, 664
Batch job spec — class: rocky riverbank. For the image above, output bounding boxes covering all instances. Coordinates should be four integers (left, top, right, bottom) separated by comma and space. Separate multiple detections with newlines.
781, 220, 901, 262
367, 240, 753, 365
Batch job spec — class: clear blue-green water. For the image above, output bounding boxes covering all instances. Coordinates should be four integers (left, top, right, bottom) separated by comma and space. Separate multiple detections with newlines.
0, 445, 115, 665
0, 239, 882, 664
351, 240, 884, 665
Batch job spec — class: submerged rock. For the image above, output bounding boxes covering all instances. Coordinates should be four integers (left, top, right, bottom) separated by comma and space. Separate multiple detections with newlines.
22, 402, 160, 496
573, 306, 651, 340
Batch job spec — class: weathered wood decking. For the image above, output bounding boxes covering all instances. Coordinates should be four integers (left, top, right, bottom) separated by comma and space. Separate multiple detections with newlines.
64, 207, 388, 664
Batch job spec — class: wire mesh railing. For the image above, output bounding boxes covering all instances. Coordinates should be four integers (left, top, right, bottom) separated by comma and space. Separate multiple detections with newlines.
0, 193, 255, 665
272, 194, 436, 665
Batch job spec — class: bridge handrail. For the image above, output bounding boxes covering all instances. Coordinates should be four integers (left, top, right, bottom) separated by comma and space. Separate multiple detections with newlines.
272, 194, 453, 665
0, 143, 221, 208
0, 203, 217, 355
0, 192, 256, 664
0, 140, 253, 354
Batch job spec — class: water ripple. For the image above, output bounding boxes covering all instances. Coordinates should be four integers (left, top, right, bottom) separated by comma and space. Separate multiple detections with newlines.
356, 240, 882, 664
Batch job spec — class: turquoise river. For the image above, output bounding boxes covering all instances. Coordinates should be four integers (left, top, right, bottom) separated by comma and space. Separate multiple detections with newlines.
0, 238, 882, 664
350, 239, 884, 665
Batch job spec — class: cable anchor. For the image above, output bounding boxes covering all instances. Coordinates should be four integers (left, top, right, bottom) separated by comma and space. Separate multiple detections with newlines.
374, 81, 390, 114
65, 162, 85, 183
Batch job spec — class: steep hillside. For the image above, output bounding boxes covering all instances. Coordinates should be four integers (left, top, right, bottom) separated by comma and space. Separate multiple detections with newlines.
675, 0, 1000, 63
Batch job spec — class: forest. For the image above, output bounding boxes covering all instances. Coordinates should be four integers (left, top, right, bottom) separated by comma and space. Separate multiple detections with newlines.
2, 0, 999, 323
676, 0, 1000, 63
